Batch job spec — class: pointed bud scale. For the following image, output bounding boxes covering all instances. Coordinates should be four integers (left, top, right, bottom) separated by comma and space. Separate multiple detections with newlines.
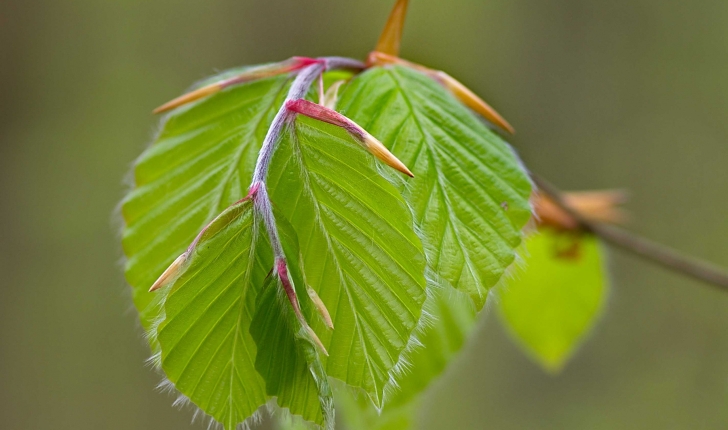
276, 258, 329, 356
276, 258, 306, 324
367, 52, 515, 134
307, 286, 334, 330
362, 132, 414, 177
366, 51, 428, 72
149, 252, 188, 292
306, 326, 329, 357
375, 0, 410, 56
534, 190, 628, 231
285, 99, 414, 177
432, 71, 515, 135
153, 57, 322, 114
322, 80, 347, 109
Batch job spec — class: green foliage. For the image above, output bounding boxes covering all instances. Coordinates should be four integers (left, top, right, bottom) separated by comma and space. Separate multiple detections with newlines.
268, 116, 428, 406
148, 198, 332, 428
122, 74, 290, 328
337, 65, 532, 308
121, 57, 605, 430
324, 232, 607, 429
497, 231, 608, 372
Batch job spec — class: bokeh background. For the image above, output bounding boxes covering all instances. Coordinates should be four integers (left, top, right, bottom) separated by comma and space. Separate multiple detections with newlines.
2, 0, 728, 428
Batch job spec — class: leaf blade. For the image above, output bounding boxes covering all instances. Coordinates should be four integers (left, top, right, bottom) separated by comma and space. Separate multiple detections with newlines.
123, 74, 291, 329
337, 65, 532, 308
152, 199, 334, 429
497, 231, 608, 372
267, 116, 428, 406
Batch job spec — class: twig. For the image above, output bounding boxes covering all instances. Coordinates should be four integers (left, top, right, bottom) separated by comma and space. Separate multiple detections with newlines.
531, 174, 728, 291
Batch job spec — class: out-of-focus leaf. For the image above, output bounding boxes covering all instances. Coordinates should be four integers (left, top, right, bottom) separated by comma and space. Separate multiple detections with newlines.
497, 230, 608, 372
267, 116, 428, 406
337, 65, 532, 308
334, 382, 418, 430
386, 277, 477, 408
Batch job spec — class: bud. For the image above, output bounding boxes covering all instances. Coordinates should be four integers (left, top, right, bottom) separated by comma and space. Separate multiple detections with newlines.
322, 80, 347, 109
285, 99, 414, 177
149, 252, 188, 292
534, 190, 628, 231
375, 0, 410, 57
366, 51, 426, 71
306, 326, 329, 357
153, 57, 321, 114
367, 52, 515, 134
307, 286, 334, 330
431, 71, 515, 135
276, 259, 329, 356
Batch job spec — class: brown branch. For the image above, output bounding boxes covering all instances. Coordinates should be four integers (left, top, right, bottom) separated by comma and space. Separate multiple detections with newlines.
531, 174, 728, 291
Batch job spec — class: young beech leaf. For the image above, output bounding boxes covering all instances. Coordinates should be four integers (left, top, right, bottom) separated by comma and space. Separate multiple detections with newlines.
326, 278, 478, 430
149, 198, 333, 429
497, 231, 609, 373
251, 268, 334, 428
266, 116, 428, 407
122, 73, 291, 329
337, 65, 532, 309
330, 232, 607, 427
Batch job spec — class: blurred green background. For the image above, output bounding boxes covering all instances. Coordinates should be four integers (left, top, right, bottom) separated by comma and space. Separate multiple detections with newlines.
2, 0, 728, 428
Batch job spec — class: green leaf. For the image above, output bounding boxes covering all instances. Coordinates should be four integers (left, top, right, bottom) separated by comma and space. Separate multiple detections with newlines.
386, 277, 477, 408
122, 73, 291, 329
337, 65, 532, 308
266, 115, 428, 406
330, 280, 477, 430
150, 198, 333, 429
151, 199, 268, 429
251, 272, 334, 428
336, 231, 607, 427
497, 230, 608, 372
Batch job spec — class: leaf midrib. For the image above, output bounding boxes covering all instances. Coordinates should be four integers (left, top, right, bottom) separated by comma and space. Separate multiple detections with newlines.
288, 122, 383, 403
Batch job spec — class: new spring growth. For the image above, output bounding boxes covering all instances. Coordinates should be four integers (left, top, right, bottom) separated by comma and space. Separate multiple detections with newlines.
149, 252, 187, 292
534, 190, 628, 231
307, 286, 334, 330
285, 99, 414, 177
276, 258, 328, 356
148, 184, 263, 293
375, 0, 410, 56
367, 52, 515, 134
153, 57, 322, 114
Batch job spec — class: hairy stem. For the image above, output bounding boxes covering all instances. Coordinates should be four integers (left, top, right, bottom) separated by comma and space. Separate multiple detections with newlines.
247, 57, 366, 335
251, 57, 365, 184
250, 57, 365, 257
532, 174, 728, 291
